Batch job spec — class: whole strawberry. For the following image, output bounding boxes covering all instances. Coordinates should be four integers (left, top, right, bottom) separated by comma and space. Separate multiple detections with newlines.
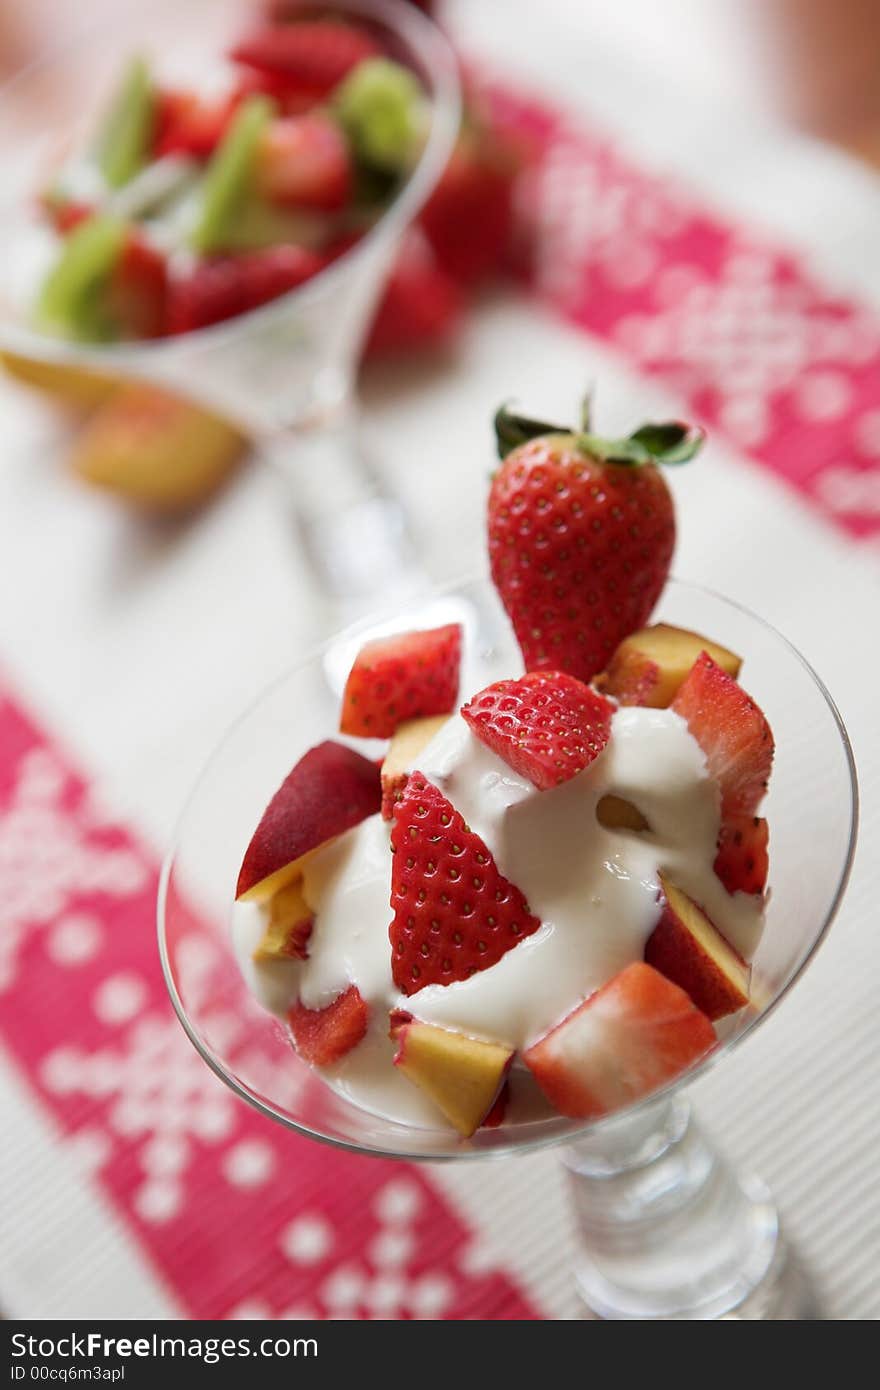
488, 400, 703, 683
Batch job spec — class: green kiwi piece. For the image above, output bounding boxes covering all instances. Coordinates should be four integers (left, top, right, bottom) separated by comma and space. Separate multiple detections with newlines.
97, 56, 155, 190
191, 95, 275, 254
37, 214, 127, 342
334, 58, 426, 175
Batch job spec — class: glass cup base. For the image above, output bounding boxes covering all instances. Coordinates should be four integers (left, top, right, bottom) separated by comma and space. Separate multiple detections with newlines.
563, 1097, 820, 1320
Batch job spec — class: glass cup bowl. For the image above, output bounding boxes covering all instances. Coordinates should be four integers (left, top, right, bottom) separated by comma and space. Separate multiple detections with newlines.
158, 575, 858, 1316
0, 0, 461, 601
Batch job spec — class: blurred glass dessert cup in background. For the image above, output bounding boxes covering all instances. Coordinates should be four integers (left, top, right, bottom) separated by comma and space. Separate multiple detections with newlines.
0, 0, 460, 604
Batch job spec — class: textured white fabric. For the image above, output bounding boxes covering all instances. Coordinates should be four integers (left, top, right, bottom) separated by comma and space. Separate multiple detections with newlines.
0, 0, 877, 1320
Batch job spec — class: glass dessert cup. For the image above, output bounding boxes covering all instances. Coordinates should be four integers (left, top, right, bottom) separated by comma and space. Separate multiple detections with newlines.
158, 575, 858, 1320
0, 0, 460, 606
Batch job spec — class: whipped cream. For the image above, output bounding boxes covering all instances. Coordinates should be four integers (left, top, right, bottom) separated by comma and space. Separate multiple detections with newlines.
232, 706, 765, 1128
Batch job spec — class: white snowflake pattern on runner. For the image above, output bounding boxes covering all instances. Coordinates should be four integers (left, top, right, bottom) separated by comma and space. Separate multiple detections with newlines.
264, 1176, 458, 1320
0, 747, 147, 991
37, 934, 306, 1223
41, 1007, 235, 1222
526, 134, 687, 303
616, 251, 880, 446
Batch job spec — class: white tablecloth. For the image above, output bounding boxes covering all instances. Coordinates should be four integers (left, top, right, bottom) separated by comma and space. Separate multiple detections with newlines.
0, 0, 877, 1319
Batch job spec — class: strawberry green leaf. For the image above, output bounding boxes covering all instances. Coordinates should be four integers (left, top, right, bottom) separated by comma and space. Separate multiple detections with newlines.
628, 422, 705, 464
494, 404, 566, 459
494, 400, 705, 466
578, 421, 704, 467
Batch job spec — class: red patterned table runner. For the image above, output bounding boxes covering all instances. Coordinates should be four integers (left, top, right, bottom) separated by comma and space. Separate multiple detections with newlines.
4, 82, 880, 1321
495, 85, 880, 540
0, 693, 535, 1319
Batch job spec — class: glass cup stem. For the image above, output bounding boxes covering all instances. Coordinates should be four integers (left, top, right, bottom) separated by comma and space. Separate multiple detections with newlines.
561, 1096, 786, 1319
265, 394, 427, 615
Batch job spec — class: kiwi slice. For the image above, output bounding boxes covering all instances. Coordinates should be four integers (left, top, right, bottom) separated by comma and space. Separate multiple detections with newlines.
97, 56, 155, 190
191, 95, 274, 255
37, 214, 127, 342
334, 58, 426, 175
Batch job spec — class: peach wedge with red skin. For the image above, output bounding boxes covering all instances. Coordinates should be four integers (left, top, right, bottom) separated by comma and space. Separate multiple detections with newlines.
252, 879, 313, 962
523, 962, 716, 1120
645, 875, 750, 1021
72, 384, 246, 513
391, 1015, 513, 1137
236, 740, 381, 902
597, 624, 742, 708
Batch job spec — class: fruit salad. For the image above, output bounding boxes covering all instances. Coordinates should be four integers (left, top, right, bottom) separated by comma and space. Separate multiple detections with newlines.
31, 15, 431, 342
232, 398, 775, 1138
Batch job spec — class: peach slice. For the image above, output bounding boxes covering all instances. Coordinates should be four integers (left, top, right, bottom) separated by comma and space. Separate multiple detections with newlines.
596, 794, 649, 832
71, 384, 246, 512
391, 1015, 513, 1137
252, 879, 314, 962
1, 350, 116, 407
380, 714, 449, 820
597, 624, 742, 708
236, 740, 382, 901
645, 875, 750, 1021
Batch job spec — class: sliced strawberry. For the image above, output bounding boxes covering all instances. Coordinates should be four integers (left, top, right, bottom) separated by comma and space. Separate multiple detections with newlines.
288, 985, 368, 1065
230, 21, 381, 104
256, 113, 351, 211
106, 234, 168, 339
389, 774, 542, 995
523, 962, 716, 1119
365, 230, 463, 358
165, 244, 324, 334
153, 87, 239, 160
461, 671, 614, 791
671, 653, 774, 817
381, 772, 407, 822
714, 816, 769, 896
419, 125, 519, 286
340, 623, 462, 739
